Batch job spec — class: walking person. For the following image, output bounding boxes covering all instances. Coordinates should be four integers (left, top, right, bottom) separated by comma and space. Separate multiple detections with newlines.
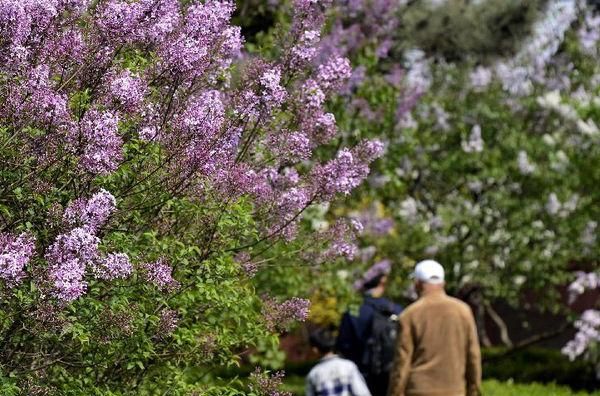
306, 328, 372, 396
336, 260, 402, 395
388, 259, 482, 396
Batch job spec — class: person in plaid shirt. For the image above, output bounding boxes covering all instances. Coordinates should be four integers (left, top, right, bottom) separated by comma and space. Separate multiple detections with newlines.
306, 328, 371, 396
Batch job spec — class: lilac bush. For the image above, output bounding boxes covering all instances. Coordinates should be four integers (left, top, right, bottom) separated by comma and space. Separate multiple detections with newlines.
0, 0, 382, 392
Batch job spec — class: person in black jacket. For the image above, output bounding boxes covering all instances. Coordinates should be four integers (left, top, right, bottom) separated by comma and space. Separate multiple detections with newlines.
336, 260, 402, 395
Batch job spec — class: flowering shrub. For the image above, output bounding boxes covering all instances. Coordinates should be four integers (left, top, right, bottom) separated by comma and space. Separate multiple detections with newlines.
0, 0, 382, 393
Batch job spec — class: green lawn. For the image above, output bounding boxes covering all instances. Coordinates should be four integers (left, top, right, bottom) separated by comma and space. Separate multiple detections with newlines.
283, 376, 600, 396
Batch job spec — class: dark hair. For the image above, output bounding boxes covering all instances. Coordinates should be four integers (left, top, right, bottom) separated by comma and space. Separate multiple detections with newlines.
309, 328, 336, 354
362, 273, 386, 291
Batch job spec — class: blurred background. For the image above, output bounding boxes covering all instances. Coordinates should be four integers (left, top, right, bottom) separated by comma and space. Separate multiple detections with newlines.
236, 0, 600, 394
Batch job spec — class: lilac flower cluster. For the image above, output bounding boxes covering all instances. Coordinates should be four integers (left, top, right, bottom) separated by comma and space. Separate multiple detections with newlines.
63, 189, 117, 231
260, 68, 287, 109
235, 252, 258, 277
93, 252, 132, 281
45, 227, 99, 301
262, 296, 310, 332
568, 271, 600, 304
95, 0, 180, 44
157, 308, 179, 338
316, 57, 352, 91
157, 0, 241, 75
319, 219, 363, 262
107, 70, 147, 112
77, 110, 122, 175
0, 232, 36, 286
142, 258, 179, 291
249, 368, 292, 396
312, 139, 384, 199
353, 203, 395, 236
562, 309, 600, 361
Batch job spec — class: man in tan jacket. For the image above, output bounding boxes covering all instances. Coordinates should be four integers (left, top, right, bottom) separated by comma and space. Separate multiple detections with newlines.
388, 260, 481, 396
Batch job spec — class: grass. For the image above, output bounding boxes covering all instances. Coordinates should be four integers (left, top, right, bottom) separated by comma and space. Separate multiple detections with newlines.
282, 376, 600, 396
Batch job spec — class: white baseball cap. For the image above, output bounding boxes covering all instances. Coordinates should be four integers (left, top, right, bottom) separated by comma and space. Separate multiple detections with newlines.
412, 260, 445, 284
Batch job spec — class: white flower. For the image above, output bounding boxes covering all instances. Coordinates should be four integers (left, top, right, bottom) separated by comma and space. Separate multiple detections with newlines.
546, 193, 561, 215
398, 197, 418, 223
517, 151, 536, 174
577, 119, 599, 136
469, 66, 492, 90
513, 275, 527, 286
581, 221, 597, 246
462, 124, 484, 153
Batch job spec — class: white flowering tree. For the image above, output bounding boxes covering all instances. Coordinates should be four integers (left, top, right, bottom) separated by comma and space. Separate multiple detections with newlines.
320, 0, 600, 369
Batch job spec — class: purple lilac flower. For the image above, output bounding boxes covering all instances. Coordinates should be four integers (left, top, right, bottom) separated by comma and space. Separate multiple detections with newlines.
179, 90, 224, 138
312, 112, 337, 144
157, 308, 179, 337
249, 368, 292, 396
235, 252, 258, 277
266, 187, 311, 241
291, 29, 320, 67
137, 0, 181, 42
95, 0, 143, 41
93, 252, 132, 281
579, 11, 600, 55
45, 226, 99, 301
45, 227, 99, 265
63, 189, 117, 231
0, 232, 36, 286
6, 65, 71, 128
78, 109, 122, 175
49, 258, 87, 302
142, 258, 179, 291
469, 66, 492, 91
262, 296, 310, 332
157, 0, 240, 76
316, 57, 352, 91
108, 70, 146, 111
312, 141, 382, 199
517, 151, 536, 175
268, 131, 312, 161
259, 68, 287, 108
462, 124, 484, 153
302, 79, 325, 108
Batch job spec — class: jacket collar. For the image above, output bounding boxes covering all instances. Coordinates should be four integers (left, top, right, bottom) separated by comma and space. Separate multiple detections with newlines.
420, 289, 446, 299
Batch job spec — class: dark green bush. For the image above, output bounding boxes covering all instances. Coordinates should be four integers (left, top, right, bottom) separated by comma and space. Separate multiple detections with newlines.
396, 0, 547, 62
483, 347, 599, 392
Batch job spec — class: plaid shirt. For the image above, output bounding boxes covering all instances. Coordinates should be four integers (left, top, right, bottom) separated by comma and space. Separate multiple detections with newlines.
306, 355, 371, 396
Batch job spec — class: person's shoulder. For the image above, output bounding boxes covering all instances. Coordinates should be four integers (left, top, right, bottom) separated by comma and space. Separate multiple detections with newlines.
399, 298, 425, 318
310, 356, 358, 374
333, 356, 362, 372
444, 295, 473, 313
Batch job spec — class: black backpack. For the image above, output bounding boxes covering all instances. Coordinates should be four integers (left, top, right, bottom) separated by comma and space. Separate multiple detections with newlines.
361, 303, 398, 377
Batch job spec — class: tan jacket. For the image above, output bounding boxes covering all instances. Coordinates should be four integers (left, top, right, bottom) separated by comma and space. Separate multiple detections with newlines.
388, 290, 481, 396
